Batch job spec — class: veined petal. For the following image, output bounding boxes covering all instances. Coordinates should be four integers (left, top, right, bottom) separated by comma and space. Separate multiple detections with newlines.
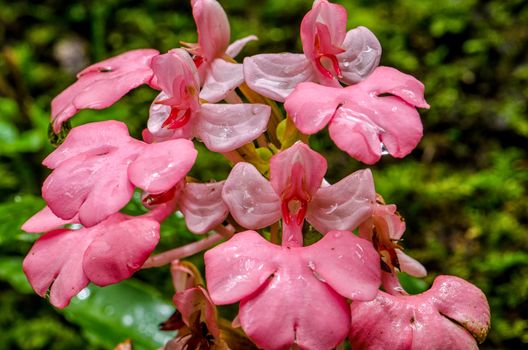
192, 0, 230, 62
244, 53, 316, 102
194, 103, 270, 152
337, 26, 382, 84
350, 276, 491, 349
128, 139, 197, 194
199, 59, 244, 103
51, 49, 159, 133
269, 142, 327, 198
222, 163, 281, 229
284, 82, 341, 134
179, 181, 229, 234
307, 169, 375, 234
226, 35, 258, 58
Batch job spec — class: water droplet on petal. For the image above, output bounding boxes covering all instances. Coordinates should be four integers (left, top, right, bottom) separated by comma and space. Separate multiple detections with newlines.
333, 232, 343, 238
77, 287, 91, 300
122, 314, 134, 326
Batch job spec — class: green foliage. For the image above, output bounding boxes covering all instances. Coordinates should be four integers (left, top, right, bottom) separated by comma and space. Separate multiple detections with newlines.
0, 0, 526, 348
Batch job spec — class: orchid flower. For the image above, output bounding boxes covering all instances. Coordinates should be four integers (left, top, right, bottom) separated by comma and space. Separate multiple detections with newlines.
205, 229, 381, 350
22, 203, 174, 308
185, 0, 258, 103
285, 66, 430, 164
349, 276, 491, 349
42, 120, 197, 227
222, 142, 375, 246
146, 49, 270, 153
51, 49, 159, 133
244, 0, 382, 101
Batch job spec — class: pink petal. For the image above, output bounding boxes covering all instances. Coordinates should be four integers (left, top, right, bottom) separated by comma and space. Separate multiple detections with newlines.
396, 250, 427, 277
199, 59, 244, 103
128, 139, 197, 194
302, 230, 381, 301
307, 169, 375, 234
23, 214, 160, 308
243, 53, 316, 102
222, 163, 281, 229
284, 82, 341, 134
226, 35, 258, 58
151, 49, 200, 108
269, 142, 327, 198
173, 286, 220, 339
147, 92, 194, 141
337, 26, 382, 84
51, 49, 159, 133
194, 103, 270, 152
205, 230, 279, 304
22, 206, 77, 233
192, 0, 230, 62
350, 276, 491, 349
83, 216, 159, 286
179, 181, 229, 234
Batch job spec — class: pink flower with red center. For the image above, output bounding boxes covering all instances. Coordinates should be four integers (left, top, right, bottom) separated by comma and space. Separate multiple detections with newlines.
222, 142, 375, 245
349, 276, 491, 349
285, 66, 430, 164
146, 49, 271, 152
205, 230, 381, 350
244, 0, 382, 101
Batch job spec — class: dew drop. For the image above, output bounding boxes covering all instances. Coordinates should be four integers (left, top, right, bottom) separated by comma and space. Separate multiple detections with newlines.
77, 287, 91, 300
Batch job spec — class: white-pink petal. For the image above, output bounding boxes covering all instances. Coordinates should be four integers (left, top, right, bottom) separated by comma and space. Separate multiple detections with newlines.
199, 59, 245, 103
226, 35, 258, 58
192, 0, 230, 62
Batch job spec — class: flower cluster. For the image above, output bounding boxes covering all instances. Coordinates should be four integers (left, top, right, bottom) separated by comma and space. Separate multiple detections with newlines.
23, 0, 490, 349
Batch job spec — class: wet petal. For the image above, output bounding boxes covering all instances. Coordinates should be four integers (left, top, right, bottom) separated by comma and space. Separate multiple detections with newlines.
194, 103, 270, 152
51, 49, 159, 133
147, 92, 194, 141
337, 26, 382, 84
22, 206, 77, 233
307, 169, 375, 234
222, 163, 281, 229
199, 59, 244, 103
179, 181, 229, 234
396, 250, 427, 277
192, 0, 230, 62
244, 53, 316, 102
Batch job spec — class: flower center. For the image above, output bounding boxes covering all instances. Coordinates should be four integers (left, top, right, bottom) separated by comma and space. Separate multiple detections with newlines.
163, 108, 192, 129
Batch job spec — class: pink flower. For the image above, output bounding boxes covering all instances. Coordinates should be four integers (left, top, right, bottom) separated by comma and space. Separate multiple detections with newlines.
222, 142, 375, 245
349, 275, 491, 349
42, 120, 197, 227
147, 49, 270, 152
185, 0, 258, 103
51, 49, 159, 132
22, 209, 165, 308
284, 66, 430, 164
244, 0, 381, 101
205, 230, 381, 350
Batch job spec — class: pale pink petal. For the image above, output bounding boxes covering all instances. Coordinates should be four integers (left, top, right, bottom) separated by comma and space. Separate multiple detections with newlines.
284, 82, 341, 134
151, 49, 200, 108
350, 276, 491, 349
23, 213, 160, 308
22, 206, 77, 233
83, 216, 160, 286
239, 263, 350, 350
194, 103, 270, 152
51, 49, 159, 133
337, 26, 382, 84
396, 250, 427, 277
226, 35, 258, 58
179, 181, 229, 234
192, 0, 230, 62
128, 139, 197, 194
222, 163, 281, 229
243, 53, 316, 102
269, 142, 327, 198
307, 169, 375, 234
205, 230, 279, 304
302, 230, 381, 301
199, 59, 244, 103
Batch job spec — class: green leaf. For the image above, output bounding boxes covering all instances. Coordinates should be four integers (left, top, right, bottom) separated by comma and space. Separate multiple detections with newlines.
62, 279, 175, 350
398, 272, 428, 295
0, 256, 33, 294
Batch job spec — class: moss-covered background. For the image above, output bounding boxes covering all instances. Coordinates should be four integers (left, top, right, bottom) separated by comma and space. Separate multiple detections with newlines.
1, 0, 527, 348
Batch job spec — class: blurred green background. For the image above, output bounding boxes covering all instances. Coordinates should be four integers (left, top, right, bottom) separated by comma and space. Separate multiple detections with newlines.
1, 0, 527, 349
